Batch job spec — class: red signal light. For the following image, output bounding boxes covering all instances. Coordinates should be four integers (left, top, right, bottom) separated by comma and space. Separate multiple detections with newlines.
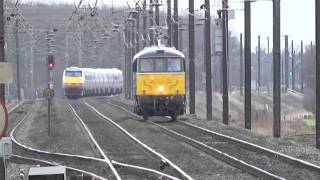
48, 63, 54, 70
47, 54, 55, 70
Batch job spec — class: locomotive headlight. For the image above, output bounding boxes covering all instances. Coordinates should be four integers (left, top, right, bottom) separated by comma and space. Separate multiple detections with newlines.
158, 86, 164, 92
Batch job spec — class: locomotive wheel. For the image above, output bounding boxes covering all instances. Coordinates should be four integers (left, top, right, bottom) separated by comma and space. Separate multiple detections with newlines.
142, 114, 149, 120
170, 113, 178, 121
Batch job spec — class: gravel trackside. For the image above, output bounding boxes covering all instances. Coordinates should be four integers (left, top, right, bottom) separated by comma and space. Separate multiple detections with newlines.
13, 99, 96, 157
106, 95, 320, 171
87, 97, 255, 180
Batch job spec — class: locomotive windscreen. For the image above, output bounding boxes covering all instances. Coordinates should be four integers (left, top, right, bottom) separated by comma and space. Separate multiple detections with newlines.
139, 58, 182, 72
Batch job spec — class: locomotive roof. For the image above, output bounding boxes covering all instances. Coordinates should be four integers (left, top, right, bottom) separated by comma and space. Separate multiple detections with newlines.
65, 67, 83, 71
133, 46, 185, 61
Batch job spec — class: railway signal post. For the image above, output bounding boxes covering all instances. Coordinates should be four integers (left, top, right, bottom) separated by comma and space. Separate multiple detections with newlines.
46, 53, 55, 136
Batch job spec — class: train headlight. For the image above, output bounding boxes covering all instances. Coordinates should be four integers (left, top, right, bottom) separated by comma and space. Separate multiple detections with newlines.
158, 86, 164, 92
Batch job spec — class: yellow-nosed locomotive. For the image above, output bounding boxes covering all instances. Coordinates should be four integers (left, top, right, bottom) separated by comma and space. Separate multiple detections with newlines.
132, 46, 186, 120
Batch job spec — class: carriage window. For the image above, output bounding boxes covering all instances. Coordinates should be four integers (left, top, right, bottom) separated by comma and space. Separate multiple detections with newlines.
139, 59, 153, 72
154, 59, 167, 72
168, 59, 182, 72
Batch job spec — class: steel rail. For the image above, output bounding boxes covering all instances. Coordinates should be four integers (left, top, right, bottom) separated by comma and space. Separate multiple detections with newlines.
84, 102, 193, 180
150, 121, 284, 180
11, 154, 106, 180
69, 102, 181, 180
111, 160, 180, 180
10, 103, 104, 162
9, 100, 178, 180
103, 100, 284, 179
107, 98, 320, 177
9, 101, 113, 179
67, 103, 121, 180
178, 121, 320, 174
288, 88, 304, 97
8, 100, 24, 114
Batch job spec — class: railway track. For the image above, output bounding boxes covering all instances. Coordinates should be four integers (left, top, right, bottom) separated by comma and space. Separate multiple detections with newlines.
69, 100, 192, 180
8, 100, 110, 179
104, 97, 320, 180
288, 89, 304, 97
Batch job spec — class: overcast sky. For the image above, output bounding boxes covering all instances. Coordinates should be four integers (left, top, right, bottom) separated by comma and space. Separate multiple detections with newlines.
20, 0, 315, 51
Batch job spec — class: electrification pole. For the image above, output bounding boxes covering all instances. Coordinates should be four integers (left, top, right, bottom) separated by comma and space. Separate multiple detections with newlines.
240, 33, 243, 96
155, 0, 159, 28
0, 0, 5, 177
130, 19, 135, 99
301, 41, 304, 93
15, 18, 21, 101
222, 0, 229, 125
66, 34, 69, 67
167, 0, 172, 46
267, 36, 270, 55
178, 24, 185, 51
173, 0, 178, 49
189, 0, 195, 114
244, 1, 251, 129
30, 45, 34, 97
205, 0, 212, 120
292, 40, 295, 90
315, 0, 320, 149
0, 0, 4, 103
149, 0, 154, 45
78, 32, 82, 67
143, 0, 147, 48
273, 0, 281, 138
136, 6, 140, 53
285, 35, 289, 93
258, 35, 261, 93
124, 24, 128, 99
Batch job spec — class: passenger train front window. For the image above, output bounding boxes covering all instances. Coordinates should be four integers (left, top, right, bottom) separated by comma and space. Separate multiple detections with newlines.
65, 71, 82, 77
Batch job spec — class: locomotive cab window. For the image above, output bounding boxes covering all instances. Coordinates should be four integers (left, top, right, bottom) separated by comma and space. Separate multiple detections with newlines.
168, 58, 182, 72
139, 59, 153, 72
138, 58, 184, 72
154, 59, 167, 72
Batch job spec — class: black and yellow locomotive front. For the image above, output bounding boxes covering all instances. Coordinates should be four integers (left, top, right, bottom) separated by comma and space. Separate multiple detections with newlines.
133, 47, 186, 120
